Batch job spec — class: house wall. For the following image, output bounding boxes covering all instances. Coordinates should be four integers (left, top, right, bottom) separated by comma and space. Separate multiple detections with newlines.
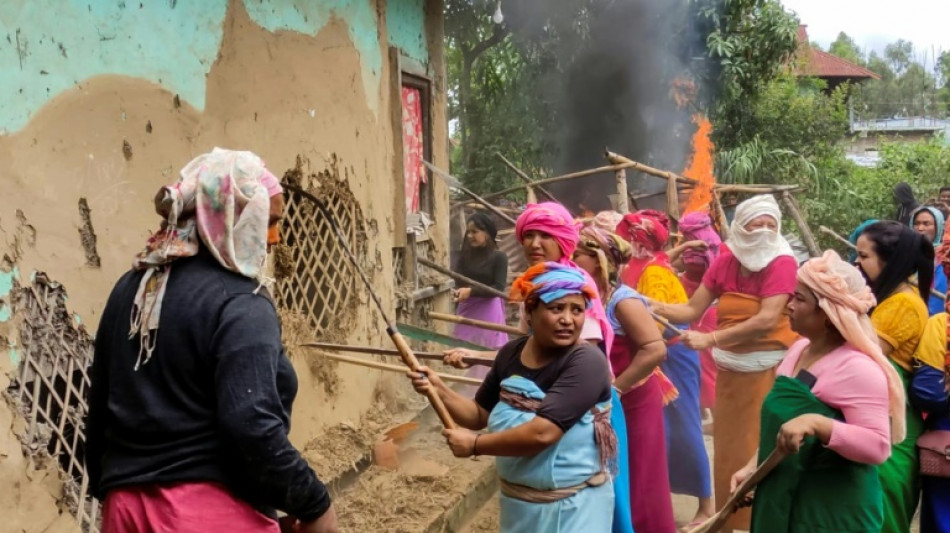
0, 0, 448, 530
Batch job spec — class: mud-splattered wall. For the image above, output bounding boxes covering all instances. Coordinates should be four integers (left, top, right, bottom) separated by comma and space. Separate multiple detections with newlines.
0, 0, 448, 530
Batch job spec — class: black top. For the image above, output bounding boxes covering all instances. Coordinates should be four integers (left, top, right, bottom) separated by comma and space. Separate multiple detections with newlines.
475, 337, 611, 432
85, 249, 330, 521
454, 249, 509, 298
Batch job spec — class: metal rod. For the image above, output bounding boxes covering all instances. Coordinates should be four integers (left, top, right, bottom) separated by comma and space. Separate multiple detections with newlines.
283, 183, 458, 429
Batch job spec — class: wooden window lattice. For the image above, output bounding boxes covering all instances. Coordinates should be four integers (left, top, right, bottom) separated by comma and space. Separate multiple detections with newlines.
8, 274, 100, 532
276, 181, 362, 334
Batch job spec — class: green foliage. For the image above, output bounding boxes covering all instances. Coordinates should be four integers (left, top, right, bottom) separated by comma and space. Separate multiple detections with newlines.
828, 32, 865, 67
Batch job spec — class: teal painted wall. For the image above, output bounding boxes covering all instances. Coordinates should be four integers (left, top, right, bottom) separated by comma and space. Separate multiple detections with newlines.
387, 0, 428, 64
0, 0, 432, 134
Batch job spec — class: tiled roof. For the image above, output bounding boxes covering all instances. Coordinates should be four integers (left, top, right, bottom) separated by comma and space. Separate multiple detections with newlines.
795, 25, 880, 80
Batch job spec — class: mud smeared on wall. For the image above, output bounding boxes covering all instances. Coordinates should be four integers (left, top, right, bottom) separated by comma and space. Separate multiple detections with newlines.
0, 0, 450, 530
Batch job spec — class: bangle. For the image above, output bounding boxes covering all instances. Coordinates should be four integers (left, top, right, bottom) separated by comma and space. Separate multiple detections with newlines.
473, 434, 481, 456
711, 332, 719, 347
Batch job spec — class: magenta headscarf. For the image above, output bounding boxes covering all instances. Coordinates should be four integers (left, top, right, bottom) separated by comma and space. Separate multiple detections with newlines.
679, 211, 722, 268
515, 202, 614, 354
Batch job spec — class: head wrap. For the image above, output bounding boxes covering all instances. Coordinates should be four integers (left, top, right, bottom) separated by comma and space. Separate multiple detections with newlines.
578, 226, 633, 292
509, 262, 597, 308
910, 205, 945, 248
130, 148, 281, 369
515, 202, 581, 262
467, 211, 498, 242
848, 219, 879, 262
726, 194, 793, 272
615, 210, 670, 252
797, 250, 907, 444
592, 210, 624, 233
679, 211, 722, 268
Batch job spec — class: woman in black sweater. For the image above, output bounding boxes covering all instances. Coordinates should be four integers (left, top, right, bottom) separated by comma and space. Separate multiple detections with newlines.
452, 212, 510, 353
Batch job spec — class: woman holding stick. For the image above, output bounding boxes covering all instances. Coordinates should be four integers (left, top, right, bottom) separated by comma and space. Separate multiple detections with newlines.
410, 263, 616, 532
444, 202, 633, 533
911, 205, 948, 315
84, 149, 337, 533
731, 250, 898, 532
573, 226, 676, 533
651, 194, 798, 532
855, 220, 932, 533
615, 209, 713, 530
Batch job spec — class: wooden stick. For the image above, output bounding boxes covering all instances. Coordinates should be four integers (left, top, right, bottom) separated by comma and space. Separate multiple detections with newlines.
298, 342, 494, 366
417, 257, 509, 301
819, 225, 856, 250
495, 152, 559, 203
473, 161, 696, 204
461, 202, 523, 215
650, 311, 685, 337
711, 192, 730, 241
313, 351, 483, 385
713, 184, 802, 193
781, 191, 820, 258
667, 171, 680, 228
687, 449, 787, 533
428, 311, 525, 336
424, 161, 518, 225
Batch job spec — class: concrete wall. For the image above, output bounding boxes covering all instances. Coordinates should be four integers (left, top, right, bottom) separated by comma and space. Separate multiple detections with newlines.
0, 0, 448, 529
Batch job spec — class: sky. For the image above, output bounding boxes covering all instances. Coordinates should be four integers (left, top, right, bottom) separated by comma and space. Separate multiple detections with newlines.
780, 0, 950, 63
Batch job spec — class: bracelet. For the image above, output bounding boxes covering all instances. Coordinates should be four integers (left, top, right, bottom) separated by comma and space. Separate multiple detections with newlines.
472, 434, 481, 457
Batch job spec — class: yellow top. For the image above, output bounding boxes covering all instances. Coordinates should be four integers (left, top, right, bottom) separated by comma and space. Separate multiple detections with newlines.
637, 264, 688, 305
871, 290, 929, 371
913, 312, 946, 371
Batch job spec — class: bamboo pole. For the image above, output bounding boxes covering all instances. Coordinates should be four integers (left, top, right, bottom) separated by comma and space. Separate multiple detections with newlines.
428, 311, 525, 336
666, 172, 680, 227
606, 150, 699, 186
313, 351, 483, 385
417, 257, 510, 301
781, 191, 821, 258
461, 203, 523, 215
495, 152, 559, 203
424, 161, 518, 225
711, 192, 730, 241
713, 184, 802, 193
299, 342, 493, 366
470, 160, 697, 205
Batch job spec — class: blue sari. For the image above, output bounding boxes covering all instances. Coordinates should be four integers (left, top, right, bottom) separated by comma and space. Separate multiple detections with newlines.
488, 376, 615, 532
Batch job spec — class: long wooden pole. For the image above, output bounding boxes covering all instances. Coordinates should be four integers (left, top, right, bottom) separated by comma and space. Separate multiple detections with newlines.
711, 192, 731, 241
417, 257, 510, 301
313, 352, 483, 385
299, 342, 493, 367
429, 311, 525, 336
606, 150, 699, 186
781, 191, 820, 258
495, 152, 559, 203
425, 161, 518, 225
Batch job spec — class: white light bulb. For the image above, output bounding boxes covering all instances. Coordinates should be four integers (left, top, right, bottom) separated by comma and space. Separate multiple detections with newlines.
492, 2, 504, 24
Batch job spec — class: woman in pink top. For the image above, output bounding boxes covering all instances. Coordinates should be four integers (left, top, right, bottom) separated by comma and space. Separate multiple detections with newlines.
730, 251, 904, 532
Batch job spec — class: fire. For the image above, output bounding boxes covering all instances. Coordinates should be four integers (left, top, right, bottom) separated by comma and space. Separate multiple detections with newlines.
682, 114, 715, 214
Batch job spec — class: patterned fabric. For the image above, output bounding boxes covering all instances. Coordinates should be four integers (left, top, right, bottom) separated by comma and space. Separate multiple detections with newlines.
615, 210, 670, 252
515, 202, 582, 260
509, 262, 596, 307
130, 148, 280, 369
798, 250, 906, 444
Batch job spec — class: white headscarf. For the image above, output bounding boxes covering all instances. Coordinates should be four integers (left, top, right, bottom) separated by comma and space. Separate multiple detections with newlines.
727, 194, 794, 272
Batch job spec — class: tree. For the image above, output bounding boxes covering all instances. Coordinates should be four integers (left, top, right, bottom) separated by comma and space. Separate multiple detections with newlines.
828, 32, 865, 66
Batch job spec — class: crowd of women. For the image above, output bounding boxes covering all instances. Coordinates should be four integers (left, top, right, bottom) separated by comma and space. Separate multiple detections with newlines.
84, 148, 948, 533
433, 188, 950, 533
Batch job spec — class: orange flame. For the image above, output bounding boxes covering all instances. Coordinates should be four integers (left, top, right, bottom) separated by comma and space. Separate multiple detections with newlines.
682, 114, 715, 214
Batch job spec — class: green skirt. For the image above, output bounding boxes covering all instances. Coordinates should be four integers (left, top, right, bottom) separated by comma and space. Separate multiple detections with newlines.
877, 362, 923, 533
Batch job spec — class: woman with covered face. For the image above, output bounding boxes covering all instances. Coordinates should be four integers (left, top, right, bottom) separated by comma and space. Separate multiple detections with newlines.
84, 149, 337, 533
615, 209, 713, 529
911, 205, 948, 315
731, 250, 900, 532
409, 263, 616, 532
854, 220, 933, 533
574, 225, 677, 533
652, 194, 798, 532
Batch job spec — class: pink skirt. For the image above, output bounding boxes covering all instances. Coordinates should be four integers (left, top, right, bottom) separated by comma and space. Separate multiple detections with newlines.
102, 481, 280, 533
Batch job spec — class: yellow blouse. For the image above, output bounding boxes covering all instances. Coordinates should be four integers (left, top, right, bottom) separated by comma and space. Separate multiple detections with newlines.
913, 312, 946, 371
871, 290, 929, 371
637, 265, 688, 305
